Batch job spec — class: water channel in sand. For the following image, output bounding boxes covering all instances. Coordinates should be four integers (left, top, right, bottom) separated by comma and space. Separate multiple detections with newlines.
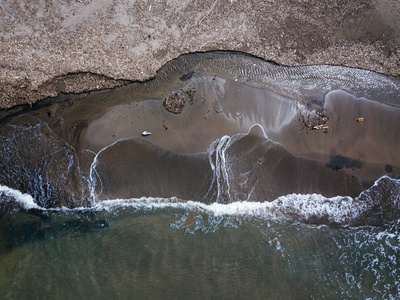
0, 52, 400, 298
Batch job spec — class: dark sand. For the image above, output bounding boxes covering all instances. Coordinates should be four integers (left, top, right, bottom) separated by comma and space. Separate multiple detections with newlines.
1, 52, 399, 207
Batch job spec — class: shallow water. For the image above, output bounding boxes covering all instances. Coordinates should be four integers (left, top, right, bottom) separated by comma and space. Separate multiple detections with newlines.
1, 51, 400, 298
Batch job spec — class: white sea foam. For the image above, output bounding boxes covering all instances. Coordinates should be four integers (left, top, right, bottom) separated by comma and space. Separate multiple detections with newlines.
0, 185, 41, 210
94, 193, 368, 224
94, 176, 400, 224
88, 137, 133, 199
1, 175, 399, 225
270, 194, 368, 223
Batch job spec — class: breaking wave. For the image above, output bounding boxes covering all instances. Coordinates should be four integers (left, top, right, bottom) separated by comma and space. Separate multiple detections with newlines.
2, 175, 399, 227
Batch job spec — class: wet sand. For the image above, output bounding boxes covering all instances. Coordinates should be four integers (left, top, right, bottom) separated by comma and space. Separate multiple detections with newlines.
0, 52, 399, 208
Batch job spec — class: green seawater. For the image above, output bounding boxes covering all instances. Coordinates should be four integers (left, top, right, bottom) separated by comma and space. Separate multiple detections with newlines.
1, 206, 399, 299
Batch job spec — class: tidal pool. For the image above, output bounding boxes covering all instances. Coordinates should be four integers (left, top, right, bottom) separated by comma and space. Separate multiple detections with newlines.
0, 51, 399, 299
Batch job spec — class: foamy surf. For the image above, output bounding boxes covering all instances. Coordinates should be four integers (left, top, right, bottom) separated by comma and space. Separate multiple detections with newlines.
1, 175, 399, 226
0, 185, 42, 210
93, 195, 367, 224
93, 175, 400, 225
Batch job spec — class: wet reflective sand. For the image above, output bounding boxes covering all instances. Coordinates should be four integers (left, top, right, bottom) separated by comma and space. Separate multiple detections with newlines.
0, 51, 399, 220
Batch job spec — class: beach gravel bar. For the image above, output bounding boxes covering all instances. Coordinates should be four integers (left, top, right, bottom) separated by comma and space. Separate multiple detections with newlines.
0, 0, 399, 108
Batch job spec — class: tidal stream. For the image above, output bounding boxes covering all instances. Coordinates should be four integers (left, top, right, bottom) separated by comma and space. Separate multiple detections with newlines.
1, 52, 399, 299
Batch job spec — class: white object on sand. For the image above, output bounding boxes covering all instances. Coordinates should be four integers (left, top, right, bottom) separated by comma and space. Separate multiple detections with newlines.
141, 131, 152, 136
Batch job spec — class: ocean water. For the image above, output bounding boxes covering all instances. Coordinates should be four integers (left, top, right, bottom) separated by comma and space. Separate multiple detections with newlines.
1, 52, 399, 299
1, 196, 399, 299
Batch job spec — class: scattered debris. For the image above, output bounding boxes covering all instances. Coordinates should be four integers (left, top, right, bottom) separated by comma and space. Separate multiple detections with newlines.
142, 131, 152, 136
163, 86, 200, 113
300, 108, 330, 133
185, 86, 198, 104
313, 124, 329, 130
163, 92, 186, 114
204, 109, 210, 119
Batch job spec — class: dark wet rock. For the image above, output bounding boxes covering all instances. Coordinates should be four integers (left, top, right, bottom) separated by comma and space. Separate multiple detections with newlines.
0, 116, 87, 208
